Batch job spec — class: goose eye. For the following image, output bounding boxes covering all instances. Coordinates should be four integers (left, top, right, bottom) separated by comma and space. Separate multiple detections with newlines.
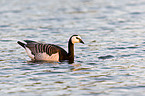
76, 37, 79, 39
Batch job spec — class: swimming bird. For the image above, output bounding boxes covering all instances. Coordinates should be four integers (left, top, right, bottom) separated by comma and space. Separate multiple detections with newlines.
17, 35, 84, 63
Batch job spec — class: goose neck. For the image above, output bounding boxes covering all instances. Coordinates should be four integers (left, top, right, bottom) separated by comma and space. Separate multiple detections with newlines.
68, 40, 74, 61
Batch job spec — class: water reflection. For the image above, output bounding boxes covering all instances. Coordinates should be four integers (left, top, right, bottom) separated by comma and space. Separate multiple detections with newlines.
26, 60, 85, 72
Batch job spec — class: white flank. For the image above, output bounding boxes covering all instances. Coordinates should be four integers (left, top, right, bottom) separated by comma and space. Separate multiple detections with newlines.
25, 47, 35, 60
35, 52, 59, 62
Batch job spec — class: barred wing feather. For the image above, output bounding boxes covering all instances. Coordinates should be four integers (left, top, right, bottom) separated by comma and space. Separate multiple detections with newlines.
24, 40, 68, 61
26, 44, 58, 56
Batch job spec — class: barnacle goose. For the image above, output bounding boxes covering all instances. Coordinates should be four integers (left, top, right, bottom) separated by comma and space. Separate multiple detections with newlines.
17, 35, 84, 63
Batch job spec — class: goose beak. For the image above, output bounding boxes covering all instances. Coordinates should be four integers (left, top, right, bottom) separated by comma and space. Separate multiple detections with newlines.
79, 39, 84, 44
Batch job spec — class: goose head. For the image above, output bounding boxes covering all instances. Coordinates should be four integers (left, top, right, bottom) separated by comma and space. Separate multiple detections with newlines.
70, 35, 84, 44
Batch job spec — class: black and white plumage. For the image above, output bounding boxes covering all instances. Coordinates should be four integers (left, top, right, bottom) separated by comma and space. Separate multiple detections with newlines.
17, 35, 84, 62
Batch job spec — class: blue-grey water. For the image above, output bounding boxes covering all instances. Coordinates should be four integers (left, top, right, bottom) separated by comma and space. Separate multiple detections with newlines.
1, 0, 145, 96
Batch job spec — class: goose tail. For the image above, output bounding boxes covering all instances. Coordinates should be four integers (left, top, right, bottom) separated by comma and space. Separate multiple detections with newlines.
17, 41, 26, 48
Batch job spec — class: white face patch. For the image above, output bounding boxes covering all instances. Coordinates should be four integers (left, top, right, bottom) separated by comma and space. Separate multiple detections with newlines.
71, 36, 82, 44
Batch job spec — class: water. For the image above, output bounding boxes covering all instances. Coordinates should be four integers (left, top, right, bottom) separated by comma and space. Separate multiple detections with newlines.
1, 0, 145, 95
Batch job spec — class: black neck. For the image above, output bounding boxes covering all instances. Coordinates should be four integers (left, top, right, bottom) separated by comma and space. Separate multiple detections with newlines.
68, 39, 74, 62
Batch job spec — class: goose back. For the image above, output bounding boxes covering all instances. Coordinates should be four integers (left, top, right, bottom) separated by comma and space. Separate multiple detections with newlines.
23, 40, 68, 62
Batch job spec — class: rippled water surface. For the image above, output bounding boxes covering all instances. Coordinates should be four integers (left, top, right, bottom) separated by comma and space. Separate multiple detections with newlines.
1, 0, 145, 95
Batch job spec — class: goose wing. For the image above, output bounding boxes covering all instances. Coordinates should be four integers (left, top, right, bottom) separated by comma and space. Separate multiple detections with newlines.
24, 40, 58, 56
24, 40, 68, 61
